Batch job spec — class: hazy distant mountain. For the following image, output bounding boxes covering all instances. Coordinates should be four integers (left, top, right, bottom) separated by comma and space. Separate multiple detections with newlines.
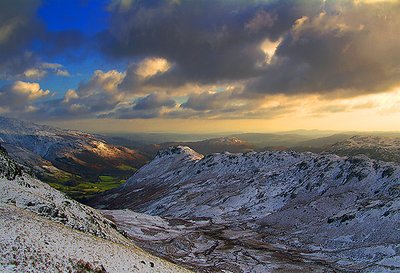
230, 133, 315, 148
92, 146, 400, 272
291, 134, 353, 152
152, 136, 254, 156
103, 132, 231, 145
0, 144, 189, 273
326, 135, 400, 163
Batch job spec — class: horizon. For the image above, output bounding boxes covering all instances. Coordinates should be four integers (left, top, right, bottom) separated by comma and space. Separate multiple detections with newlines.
5, 115, 400, 136
1, 0, 400, 132
1, 1, 400, 268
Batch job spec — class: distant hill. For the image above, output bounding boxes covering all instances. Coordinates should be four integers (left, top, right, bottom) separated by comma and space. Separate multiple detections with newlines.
152, 136, 255, 156
326, 135, 400, 163
291, 134, 353, 152
230, 133, 315, 148
0, 116, 149, 200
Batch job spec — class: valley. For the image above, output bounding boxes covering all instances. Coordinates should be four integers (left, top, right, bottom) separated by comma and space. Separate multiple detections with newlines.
2, 1, 400, 271
1, 116, 400, 272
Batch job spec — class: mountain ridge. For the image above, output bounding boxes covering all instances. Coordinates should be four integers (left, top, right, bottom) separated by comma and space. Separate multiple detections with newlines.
91, 146, 400, 272
0, 116, 149, 200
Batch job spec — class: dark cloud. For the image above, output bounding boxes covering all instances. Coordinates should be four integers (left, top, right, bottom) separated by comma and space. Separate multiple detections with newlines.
99, 92, 177, 119
3, 0, 400, 122
181, 90, 239, 111
102, 0, 400, 98
133, 92, 176, 110
246, 0, 400, 96
99, 88, 288, 120
0, 0, 42, 78
0, 0, 94, 80
102, 0, 323, 85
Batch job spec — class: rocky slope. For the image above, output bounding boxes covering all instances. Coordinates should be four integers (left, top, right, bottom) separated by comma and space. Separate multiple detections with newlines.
93, 146, 400, 272
125, 136, 255, 158
0, 116, 148, 179
0, 144, 190, 273
326, 135, 400, 163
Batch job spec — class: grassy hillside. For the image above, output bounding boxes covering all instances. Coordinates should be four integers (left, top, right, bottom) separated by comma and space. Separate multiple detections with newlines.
46, 172, 132, 202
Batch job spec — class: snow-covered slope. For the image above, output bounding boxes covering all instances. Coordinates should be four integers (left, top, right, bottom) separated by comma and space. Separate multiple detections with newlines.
93, 146, 400, 272
0, 144, 190, 273
327, 135, 400, 163
0, 116, 147, 179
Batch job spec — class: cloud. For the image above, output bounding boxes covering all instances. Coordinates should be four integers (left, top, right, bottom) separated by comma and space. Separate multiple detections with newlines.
0, 1, 89, 80
118, 57, 173, 93
64, 69, 125, 113
0, 81, 50, 111
11, 81, 50, 100
3, 0, 400, 122
101, 0, 400, 99
63, 89, 79, 103
99, 92, 177, 119
102, 0, 322, 85
23, 68, 47, 79
9, 70, 126, 120
181, 90, 238, 111
133, 92, 176, 110
22, 62, 70, 79
0, 0, 42, 78
247, 0, 400, 97
245, 9, 277, 33
135, 57, 171, 79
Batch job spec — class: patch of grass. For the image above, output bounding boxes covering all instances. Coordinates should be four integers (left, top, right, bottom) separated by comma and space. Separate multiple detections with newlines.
98, 175, 115, 182
116, 164, 137, 171
46, 174, 127, 202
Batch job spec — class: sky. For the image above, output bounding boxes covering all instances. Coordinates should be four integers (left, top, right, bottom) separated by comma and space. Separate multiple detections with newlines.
0, 0, 400, 133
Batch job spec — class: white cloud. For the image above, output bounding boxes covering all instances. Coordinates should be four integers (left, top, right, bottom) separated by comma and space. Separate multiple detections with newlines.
259, 38, 281, 65
23, 63, 70, 79
136, 57, 171, 79
63, 89, 79, 103
55, 69, 70, 77
23, 68, 47, 79
0, 81, 51, 112
11, 81, 50, 100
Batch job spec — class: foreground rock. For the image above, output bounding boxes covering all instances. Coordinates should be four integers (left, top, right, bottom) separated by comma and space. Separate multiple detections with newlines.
0, 145, 190, 273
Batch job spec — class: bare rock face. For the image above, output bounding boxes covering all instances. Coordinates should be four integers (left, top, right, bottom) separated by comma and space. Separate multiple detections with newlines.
95, 146, 400, 272
0, 144, 23, 180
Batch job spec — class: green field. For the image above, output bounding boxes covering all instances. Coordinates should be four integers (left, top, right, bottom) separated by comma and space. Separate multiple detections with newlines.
46, 174, 127, 202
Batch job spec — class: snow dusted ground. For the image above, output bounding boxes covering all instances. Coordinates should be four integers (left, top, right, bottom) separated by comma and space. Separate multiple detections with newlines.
0, 145, 191, 273
0, 204, 189, 273
102, 209, 339, 273
327, 135, 400, 163
0, 116, 147, 178
94, 146, 400, 272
